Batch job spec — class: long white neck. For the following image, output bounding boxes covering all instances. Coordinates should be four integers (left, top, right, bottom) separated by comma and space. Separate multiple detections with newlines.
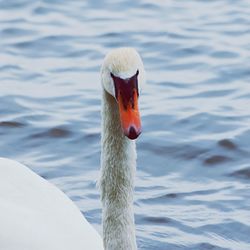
100, 90, 137, 250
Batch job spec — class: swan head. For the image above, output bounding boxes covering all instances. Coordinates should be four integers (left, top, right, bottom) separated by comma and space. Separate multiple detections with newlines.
101, 47, 145, 140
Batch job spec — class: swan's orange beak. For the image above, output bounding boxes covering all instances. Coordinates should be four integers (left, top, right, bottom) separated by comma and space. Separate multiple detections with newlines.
117, 90, 141, 140
111, 70, 141, 140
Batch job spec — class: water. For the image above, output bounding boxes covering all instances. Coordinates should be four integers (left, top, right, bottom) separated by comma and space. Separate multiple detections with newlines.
1, 0, 250, 249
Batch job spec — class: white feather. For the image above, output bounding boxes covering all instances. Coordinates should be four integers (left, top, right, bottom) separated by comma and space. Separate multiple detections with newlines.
0, 157, 103, 250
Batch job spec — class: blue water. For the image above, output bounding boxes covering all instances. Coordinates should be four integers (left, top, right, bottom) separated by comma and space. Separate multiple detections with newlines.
1, 0, 250, 249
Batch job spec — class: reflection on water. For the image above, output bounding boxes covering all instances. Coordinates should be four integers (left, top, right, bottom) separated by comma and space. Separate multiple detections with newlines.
0, 0, 250, 249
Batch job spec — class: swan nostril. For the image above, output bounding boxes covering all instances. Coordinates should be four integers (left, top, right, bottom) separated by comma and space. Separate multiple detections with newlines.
126, 126, 141, 140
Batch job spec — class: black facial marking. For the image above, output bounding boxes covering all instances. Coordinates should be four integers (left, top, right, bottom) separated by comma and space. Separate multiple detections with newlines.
111, 70, 139, 109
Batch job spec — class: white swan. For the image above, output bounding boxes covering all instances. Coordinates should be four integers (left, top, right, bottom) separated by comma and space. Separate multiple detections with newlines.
0, 47, 145, 250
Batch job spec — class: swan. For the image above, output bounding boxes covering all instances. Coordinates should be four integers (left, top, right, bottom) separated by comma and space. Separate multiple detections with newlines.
0, 47, 145, 250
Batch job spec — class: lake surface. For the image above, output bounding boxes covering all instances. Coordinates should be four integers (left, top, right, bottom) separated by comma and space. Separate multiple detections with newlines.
1, 0, 250, 249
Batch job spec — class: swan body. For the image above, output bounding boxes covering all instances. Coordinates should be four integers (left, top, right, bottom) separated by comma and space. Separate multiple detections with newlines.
0, 47, 145, 250
0, 157, 103, 250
